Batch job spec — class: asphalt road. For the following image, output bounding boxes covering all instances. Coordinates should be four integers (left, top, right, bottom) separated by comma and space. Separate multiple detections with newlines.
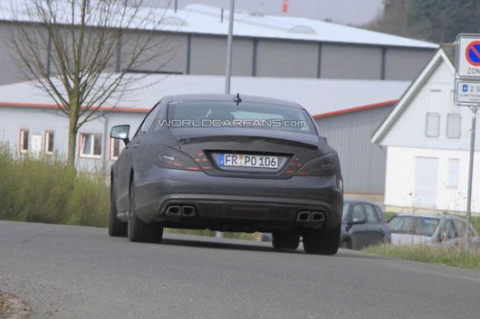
0, 221, 479, 319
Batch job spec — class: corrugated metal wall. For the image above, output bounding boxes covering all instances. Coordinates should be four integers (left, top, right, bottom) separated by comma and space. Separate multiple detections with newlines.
256, 40, 319, 78
321, 44, 383, 80
189, 35, 253, 76
385, 48, 433, 81
316, 106, 393, 194
0, 20, 435, 86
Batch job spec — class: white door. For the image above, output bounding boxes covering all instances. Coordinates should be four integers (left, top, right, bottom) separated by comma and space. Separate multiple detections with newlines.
414, 157, 438, 207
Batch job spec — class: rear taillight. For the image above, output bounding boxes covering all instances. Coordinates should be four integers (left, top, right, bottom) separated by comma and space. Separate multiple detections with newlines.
156, 147, 200, 171
296, 153, 338, 177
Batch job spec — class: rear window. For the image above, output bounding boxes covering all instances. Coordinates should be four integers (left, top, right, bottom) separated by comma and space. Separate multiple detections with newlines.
166, 101, 316, 135
389, 216, 440, 237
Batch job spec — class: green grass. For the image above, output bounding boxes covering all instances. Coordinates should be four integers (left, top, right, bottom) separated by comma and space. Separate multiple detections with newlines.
0, 144, 109, 227
383, 212, 397, 221
364, 244, 480, 270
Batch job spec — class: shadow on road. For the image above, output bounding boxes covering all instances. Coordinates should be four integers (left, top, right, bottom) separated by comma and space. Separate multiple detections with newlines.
161, 237, 303, 254
159, 236, 384, 260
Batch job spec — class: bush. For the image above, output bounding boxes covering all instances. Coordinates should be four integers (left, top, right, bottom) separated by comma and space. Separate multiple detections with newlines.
0, 145, 109, 227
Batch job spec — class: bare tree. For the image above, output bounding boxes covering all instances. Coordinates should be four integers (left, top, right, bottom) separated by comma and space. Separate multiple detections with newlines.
9, 0, 172, 167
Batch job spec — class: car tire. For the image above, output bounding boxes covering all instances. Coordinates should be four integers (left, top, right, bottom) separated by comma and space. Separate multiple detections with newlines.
108, 186, 127, 237
302, 225, 341, 255
127, 180, 164, 243
272, 232, 300, 250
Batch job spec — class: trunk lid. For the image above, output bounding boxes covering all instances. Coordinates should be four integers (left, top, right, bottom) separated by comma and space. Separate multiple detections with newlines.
169, 127, 327, 178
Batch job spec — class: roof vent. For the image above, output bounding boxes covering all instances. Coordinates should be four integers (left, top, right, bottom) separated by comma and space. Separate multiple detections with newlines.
288, 25, 317, 35
162, 16, 187, 27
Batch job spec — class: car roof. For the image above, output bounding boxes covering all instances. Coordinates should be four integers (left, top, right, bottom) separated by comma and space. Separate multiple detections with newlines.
391, 213, 466, 220
165, 94, 303, 109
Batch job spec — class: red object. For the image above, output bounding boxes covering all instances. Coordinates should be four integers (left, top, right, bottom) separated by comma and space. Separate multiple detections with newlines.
312, 100, 398, 120
465, 41, 480, 66
282, 0, 288, 13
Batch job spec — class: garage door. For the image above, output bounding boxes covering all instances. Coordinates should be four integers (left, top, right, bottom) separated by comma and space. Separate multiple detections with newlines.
413, 157, 438, 207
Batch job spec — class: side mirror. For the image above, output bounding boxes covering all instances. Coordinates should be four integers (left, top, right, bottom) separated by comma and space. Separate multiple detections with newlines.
352, 216, 366, 225
111, 125, 130, 145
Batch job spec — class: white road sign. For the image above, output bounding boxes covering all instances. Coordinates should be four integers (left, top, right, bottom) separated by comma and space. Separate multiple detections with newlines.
456, 34, 480, 79
455, 80, 480, 105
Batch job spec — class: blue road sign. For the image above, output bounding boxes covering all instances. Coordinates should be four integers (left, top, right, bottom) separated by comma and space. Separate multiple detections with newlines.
463, 84, 469, 92
466, 41, 480, 66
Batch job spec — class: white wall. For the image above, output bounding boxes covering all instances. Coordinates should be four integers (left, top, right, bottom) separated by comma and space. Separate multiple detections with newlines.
385, 146, 480, 214
0, 106, 145, 174
380, 60, 480, 151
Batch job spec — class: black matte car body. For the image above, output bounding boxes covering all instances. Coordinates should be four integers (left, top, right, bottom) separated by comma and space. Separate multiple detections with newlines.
340, 200, 391, 250
109, 94, 343, 255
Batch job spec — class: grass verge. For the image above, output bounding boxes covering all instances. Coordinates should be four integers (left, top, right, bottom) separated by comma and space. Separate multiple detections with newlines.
0, 144, 108, 227
364, 244, 480, 270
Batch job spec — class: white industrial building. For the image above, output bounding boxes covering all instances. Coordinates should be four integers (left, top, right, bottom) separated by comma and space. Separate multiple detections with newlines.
0, 2, 437, 86
372, 48, 480, 214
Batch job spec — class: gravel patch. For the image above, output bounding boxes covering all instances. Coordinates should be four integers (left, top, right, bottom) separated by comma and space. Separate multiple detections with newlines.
0, 291, 31, 319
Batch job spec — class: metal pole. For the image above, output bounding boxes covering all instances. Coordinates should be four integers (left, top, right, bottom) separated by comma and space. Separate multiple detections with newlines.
465, 106, 477, 244
224, 0, 235, 94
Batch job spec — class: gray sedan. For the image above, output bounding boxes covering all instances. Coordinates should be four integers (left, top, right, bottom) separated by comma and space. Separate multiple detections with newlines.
109, 94, 344, 255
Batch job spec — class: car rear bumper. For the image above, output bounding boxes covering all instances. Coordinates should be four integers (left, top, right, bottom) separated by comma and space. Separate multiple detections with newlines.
133, 168, 343, 232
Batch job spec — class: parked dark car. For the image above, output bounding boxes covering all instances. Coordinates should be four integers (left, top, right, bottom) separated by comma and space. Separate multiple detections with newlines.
108, 94, 344, 255
340, 200, 391, 250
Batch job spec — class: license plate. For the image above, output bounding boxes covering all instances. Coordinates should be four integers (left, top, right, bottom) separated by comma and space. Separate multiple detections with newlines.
219, 153, 279, 169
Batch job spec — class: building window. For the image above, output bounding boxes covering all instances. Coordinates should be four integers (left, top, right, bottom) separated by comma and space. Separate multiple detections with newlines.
45, 131, 54, 154
19, 129, 29, 153
425, 112, 440, 137
79, 133, 102, 158
447, 158, 460, 189
446, 113, 461, 138
110, 138, 124, 160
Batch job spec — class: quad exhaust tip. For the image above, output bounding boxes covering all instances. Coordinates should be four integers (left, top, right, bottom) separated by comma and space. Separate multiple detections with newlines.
166, 205, 196, 217
182, 205, 196, 217
296, 211, 326, 224
297, 211, 311, 223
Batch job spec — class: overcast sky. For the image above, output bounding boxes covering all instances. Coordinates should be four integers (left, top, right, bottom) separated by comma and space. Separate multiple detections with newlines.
141, 0, 384, 26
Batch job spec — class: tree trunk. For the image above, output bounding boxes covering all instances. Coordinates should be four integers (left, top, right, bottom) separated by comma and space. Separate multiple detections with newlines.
67, 113, 78, 169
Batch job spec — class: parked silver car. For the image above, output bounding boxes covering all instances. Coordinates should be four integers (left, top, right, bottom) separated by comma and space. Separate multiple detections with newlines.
388, 214, 480, 247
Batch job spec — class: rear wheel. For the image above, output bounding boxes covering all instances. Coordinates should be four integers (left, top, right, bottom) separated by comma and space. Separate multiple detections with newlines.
127, 180, 164, 243
108, 185, 127, 237
303, 225, 341, 255
272, 232, 300, 250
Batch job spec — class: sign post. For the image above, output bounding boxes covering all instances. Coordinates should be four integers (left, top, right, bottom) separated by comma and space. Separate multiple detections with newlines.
454, 34, 480, 245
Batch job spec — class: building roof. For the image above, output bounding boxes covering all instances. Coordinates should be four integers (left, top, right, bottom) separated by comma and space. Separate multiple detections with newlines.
0, 1, 438, 49
0, 74, 410, 118
371, 48, 454, 144
313, 100, 398, 120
